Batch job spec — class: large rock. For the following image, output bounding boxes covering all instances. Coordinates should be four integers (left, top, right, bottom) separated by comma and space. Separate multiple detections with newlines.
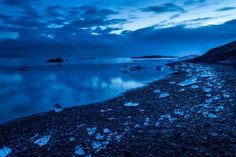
190, 40, 236, 65
45, 57, 64, 63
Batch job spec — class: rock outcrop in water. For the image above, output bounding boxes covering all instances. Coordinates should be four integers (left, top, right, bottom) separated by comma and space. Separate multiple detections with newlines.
121, 64, 144, 73
45, 58, 64, 63
190, 40, 236, 65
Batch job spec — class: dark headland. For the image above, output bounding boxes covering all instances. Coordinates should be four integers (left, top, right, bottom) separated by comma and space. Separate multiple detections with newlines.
189, 40, 236, 65
0, 41, 236, 156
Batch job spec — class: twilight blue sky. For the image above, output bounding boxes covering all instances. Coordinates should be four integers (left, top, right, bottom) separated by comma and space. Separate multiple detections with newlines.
0, 0, 236, 57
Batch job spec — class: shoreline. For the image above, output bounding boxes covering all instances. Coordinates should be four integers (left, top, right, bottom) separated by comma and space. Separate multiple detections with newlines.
0, 62, 235, 156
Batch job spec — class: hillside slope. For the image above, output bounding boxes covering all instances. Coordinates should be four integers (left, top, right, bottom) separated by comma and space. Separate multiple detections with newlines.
190, 40, 236, 65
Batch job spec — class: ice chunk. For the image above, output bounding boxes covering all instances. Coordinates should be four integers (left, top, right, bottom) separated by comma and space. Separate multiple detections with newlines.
55, 108, 63, 113
178, 76, 197, 86
75, 145, 85, 155
77, 124, 86, 128
103, 128, 110, 133
159, 114, 176, 123
155, 121, 160, 127
153, 89, 161, 93
0, 147, 11, 157
203, 103, 212, 109
91, 141, 102, 149
213, 95, 221, 100
69, 137, 75, 142
95, 133, 104, 140
121, 64, 143, 73
154, 65, 164, 71
115, 134, 123, 143
159, 92, 170, 98
139, 109, 145, 112
124, 121, 129, 126
186, 69, 192, 73
173, 109, 184, 116
54, 103, 63, 113
34, 135, 51, 146
207, 113, 218, 118
206, 94, 211, 97
124, 102, 139, 107
191, 85, 199, 89
100, 109, 112, 113
124, 126, 130, 132
200, 73, 213, 78
203, 87, 211, 93
87, 127, 97, 135
206, 98, 213, 104
134, 124, 141, 128
160, 114, 171, 120
184, 114, 191, 119
203, 112, 218, 118
215, 105, 224, 112
107, 134, 112, 141
179, 88, 185, 92
169, 81, 176, 85
144, 117, 150, 126
223, 93, 230, 98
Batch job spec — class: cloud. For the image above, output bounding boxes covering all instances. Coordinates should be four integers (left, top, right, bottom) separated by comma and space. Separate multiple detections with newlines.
156, 17, 213, 28
78, 5, 118, 20
124, 19, 236, 56
8, 17, 44, 28
44, 5, 65, 18
0, 1, 236, 57
0, 19, 236, 57
0, 4, 126, 43
0, 13, 11, 20
142, 3, 185, 13
3, 0, 37, 8
216, 7, 236, 12
184, 0, 206, 5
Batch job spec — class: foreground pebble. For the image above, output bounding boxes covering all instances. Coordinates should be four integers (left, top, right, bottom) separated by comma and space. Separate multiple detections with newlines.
0, 147, 11, 157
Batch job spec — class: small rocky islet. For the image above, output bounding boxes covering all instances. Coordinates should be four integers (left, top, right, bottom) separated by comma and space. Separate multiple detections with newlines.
0, 61, 235, 156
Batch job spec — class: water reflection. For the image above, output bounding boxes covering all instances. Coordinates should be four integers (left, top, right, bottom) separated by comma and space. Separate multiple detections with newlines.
0, 58, 172, 123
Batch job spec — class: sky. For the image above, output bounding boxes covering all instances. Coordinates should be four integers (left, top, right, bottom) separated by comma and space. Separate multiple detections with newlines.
0, 0, 236, 57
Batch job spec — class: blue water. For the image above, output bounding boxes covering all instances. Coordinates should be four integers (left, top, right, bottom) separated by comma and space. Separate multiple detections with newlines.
0, 57, 175, 124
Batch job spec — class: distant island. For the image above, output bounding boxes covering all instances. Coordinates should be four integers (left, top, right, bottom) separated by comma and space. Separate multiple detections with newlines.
45, 57, 64, 63
131, 55, 177, 59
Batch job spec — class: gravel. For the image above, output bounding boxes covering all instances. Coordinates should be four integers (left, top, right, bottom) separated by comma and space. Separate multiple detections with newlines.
0, 62, 235, 156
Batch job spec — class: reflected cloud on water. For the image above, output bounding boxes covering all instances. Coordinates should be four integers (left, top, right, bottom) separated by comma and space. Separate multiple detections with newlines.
0, 58, 171, 123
